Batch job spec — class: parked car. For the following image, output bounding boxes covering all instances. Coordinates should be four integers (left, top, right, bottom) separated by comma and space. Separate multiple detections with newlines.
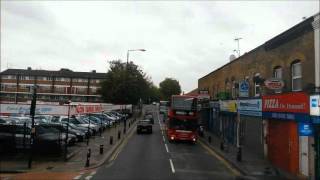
0, 124, 31, 150
36, 125, 77, 145
89, 113, 113, 127
74, 116, 100, 134
52, 115, 97, 135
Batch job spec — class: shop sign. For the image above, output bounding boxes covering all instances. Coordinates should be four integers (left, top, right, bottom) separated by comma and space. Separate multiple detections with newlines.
238, 99, 262, 117
310, 95, 320, 116
76, 104, 103, 114
262, 92, 309, 113
0, 103, 69, 115
264, 78, 284, 90
262, 92, 309, 121
239, 80, 249, 97
219, 100, 237, 113
298, 123, 313, 136
210, 101, 220, 109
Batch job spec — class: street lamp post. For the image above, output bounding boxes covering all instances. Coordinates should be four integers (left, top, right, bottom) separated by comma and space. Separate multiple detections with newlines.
126, 49, 146, 65
125, 49, 146, 130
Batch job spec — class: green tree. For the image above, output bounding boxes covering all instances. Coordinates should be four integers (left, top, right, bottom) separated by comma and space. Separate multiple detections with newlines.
159, 78, 181, 100
99, 60, 151, 104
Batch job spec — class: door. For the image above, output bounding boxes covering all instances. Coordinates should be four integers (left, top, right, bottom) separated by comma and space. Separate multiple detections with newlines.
299, 136, 309, 176
268, 120, 299, 175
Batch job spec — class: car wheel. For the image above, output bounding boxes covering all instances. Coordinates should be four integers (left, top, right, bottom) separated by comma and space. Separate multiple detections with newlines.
137, 130, 140, 134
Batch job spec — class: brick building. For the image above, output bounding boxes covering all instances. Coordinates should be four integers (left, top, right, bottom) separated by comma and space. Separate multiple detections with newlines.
0, 68, 106, 103
197, 13, 319, 179
199, 15, 315, 99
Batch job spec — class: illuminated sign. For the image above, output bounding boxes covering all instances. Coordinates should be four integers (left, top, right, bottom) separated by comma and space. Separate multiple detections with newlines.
310, 95, 320, 116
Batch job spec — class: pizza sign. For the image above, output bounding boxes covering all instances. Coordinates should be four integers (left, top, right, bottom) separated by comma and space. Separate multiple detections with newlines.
262, 92, 309, 113
264, 78, 284, 90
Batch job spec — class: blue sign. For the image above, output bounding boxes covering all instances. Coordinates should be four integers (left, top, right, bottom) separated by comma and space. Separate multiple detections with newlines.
298, 123, 313, 136
239, 80, 249, 97
262, 112, 310, 122
238, 99, 262, 117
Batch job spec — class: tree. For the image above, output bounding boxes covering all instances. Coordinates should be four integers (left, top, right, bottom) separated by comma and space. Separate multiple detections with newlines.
159, 78, 181, 100
99, 60, 151, 104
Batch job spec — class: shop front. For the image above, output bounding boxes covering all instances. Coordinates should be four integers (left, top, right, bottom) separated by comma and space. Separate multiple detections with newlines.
238, 98, 264, 159
262, 92, 310, 176
310, 94, 320, 179
208, 101, 220, 136
219, 100, 237, 145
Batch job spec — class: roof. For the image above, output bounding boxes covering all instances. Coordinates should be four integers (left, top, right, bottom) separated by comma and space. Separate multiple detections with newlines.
0, 68, 106, 79
199, 13, 317, 82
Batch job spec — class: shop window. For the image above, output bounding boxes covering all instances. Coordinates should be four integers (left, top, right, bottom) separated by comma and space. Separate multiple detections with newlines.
291, 61, 302, 91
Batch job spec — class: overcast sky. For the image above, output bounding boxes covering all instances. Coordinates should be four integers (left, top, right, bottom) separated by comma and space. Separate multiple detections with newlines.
1, 1, 319, 92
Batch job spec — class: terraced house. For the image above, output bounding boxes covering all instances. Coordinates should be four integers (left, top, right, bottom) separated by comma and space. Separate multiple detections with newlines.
198, 13, 319, 179
0, 68, 106, 103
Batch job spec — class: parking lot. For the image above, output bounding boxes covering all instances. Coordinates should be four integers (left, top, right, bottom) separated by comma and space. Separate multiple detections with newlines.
0, 108, 139, 173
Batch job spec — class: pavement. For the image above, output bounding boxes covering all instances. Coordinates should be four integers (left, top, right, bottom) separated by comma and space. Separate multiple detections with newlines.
198, 130, 298, 180
0, 113, 140, 180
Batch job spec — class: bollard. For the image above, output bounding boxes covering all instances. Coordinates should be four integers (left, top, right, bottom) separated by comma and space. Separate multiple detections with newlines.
110, 136, 113, 145
208, 136, 212, 143
85, 148, 91, 167
237, 146, 242, 162
123, 128, 126, 134
118, 130, 121, 139
100, 145, 104, 154
129, 122, 131, 127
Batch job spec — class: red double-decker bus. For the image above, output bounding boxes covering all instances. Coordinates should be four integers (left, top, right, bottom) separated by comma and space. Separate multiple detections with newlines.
166, 95, 199, 143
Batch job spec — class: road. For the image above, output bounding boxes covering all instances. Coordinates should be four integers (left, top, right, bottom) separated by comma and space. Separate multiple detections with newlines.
91, 105, 239, 180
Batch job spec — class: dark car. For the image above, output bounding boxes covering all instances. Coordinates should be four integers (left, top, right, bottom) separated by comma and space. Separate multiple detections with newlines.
137, 119, 153, 134
144, 114, 154, 124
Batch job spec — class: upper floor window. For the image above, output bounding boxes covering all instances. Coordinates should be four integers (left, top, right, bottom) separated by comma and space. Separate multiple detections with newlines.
46, 77, 53, 81
274, 66, 282, 79
254, 73, 261, 97
273, 66, 282, 93
291, 61, 302, 91
2, 75, 16, 80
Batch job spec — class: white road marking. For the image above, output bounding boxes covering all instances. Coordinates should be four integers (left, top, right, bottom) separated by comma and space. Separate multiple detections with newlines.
165, 143, 169, 153
162, 136, 165, 142
169, 159, 175, 173
90, 171, 96, 176
73, 175, 82, 180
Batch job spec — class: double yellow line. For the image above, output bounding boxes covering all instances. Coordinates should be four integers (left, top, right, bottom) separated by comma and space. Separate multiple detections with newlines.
109, 124, 136, 162
198, 140, 242, 176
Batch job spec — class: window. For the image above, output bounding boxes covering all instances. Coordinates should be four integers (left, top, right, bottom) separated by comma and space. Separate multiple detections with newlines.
2, 75, 16, 79
254, 73, 261, 97
274, 67, 282, 79
46, 77, 53, 81
291, 61, 302, 91
274, 66, 282, 93
19, 76, 27, 80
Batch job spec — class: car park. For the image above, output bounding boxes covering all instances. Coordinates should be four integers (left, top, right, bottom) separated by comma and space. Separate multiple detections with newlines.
89, 113, 113, 127
136, 119, 153, 134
